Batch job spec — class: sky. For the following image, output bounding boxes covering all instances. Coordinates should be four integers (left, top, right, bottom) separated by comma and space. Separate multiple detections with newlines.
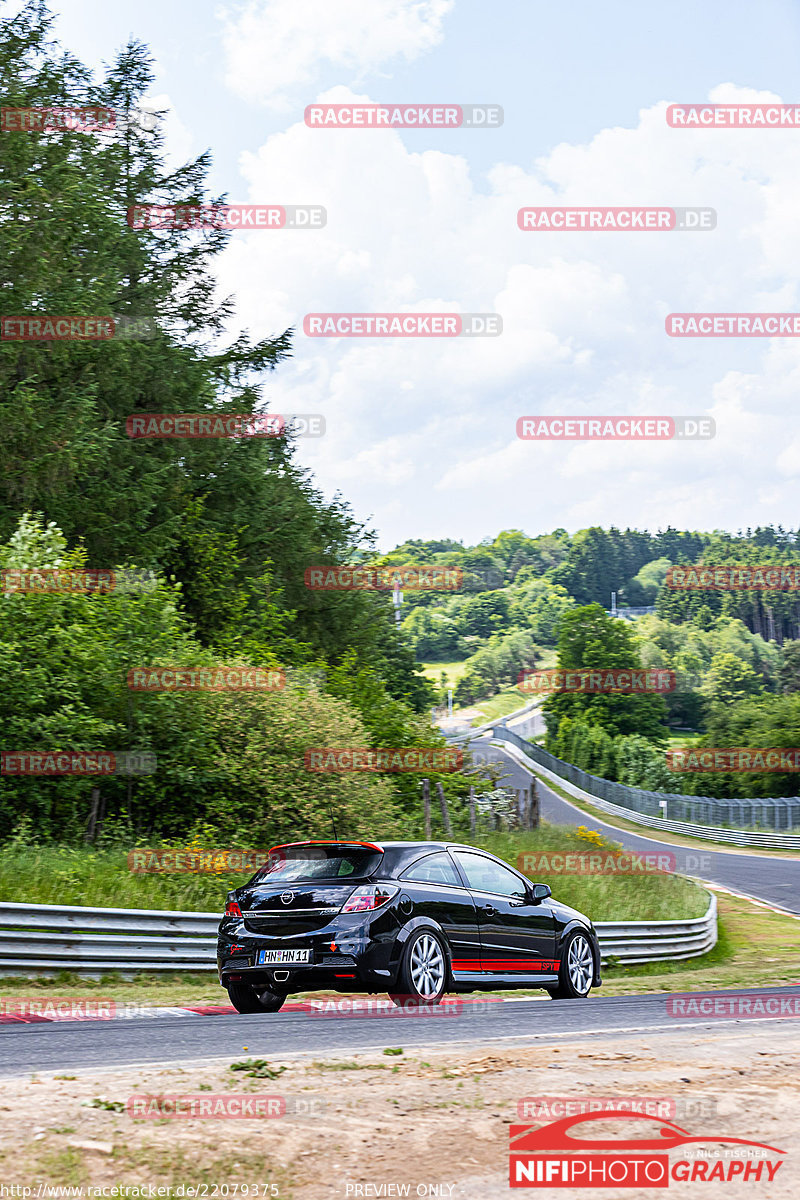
37, 0, 800, 547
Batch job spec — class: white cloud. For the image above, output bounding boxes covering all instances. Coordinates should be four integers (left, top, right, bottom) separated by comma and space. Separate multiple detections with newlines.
218, 0, 454, 110
141, 94, 194, 172
211, 84, 800, 545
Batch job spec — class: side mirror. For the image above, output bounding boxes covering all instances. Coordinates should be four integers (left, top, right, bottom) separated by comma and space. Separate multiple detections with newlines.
530, 883, 551, 904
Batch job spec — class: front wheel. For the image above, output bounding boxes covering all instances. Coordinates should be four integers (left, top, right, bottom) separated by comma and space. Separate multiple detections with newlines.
226, 982, 286, 1013
547, 931, 595, 1000
389, 929, 448, 1007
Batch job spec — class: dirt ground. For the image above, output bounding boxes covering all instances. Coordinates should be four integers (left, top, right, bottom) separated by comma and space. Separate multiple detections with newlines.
0, 1021, 797, 1199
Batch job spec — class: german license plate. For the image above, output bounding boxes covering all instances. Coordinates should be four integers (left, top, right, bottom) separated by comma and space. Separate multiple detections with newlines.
257, 949, 311, 965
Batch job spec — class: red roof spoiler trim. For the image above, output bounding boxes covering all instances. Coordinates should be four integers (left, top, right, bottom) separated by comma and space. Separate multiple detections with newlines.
267, 840, 384, 855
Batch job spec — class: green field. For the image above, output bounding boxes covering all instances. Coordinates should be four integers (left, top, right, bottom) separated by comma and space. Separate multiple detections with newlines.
418, 661, 470, 688
421, 648, 557, 729
467, 687, 534, 726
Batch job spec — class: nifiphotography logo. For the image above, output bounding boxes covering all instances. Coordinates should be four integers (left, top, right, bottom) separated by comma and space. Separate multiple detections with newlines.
508, 1110, 785, 1187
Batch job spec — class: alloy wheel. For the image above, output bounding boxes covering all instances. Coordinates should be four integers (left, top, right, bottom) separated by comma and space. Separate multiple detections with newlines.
409, 933, 445, 997
567, 934, 593, 995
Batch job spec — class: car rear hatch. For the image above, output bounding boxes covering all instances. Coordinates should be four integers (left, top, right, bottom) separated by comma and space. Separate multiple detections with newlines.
239, 841, 384, 935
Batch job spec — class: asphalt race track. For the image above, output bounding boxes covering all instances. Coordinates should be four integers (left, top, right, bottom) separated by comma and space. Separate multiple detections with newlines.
471, 736, 800, 915
1, 986, 799, 1075
1, 736, 797, 1078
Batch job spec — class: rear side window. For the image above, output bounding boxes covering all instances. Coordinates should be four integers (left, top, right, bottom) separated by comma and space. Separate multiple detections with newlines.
452, 851, 528, 899
252, 845, 382, 883
400, 852, 462, 886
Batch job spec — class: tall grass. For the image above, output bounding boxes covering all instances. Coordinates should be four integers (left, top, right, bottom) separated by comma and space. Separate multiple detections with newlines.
0, 838, 239, 912
0, 821, 708, 920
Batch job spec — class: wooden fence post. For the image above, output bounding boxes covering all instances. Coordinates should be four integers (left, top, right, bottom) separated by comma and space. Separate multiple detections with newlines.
530, 779, 540, 829
422, 778, 432, 838
469, 786, 477, 836
436, 781, 453, 837
86, 787, 101, 844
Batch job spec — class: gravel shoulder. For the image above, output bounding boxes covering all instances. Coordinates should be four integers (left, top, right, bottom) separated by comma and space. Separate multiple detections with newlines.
1, 1022, 798, 1199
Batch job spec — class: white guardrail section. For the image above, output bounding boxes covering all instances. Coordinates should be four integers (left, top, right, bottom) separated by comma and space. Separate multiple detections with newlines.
507, 746, 800, 850
0, 894, 717, 976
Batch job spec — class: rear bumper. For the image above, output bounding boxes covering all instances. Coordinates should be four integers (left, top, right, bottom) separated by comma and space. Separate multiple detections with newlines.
217, 919, 398, 991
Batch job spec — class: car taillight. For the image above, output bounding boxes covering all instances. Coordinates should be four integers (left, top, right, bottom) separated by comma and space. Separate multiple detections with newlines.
341, 885, 398, 914
225, 900, 243, 918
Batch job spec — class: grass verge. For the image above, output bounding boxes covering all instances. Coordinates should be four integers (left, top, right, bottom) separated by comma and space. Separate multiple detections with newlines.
0, 822, 709, 920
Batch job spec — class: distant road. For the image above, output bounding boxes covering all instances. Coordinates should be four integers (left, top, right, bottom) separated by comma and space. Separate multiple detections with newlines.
469, 735, 800, 915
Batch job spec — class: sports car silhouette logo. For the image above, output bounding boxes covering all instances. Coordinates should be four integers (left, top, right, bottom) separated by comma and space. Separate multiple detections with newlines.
509, 1109, 785, 1188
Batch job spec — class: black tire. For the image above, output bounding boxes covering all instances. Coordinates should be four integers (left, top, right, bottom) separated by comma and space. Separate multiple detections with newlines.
547, 930, 595, 1000
389, 928, 448, 1007
226, 982, 286, 1013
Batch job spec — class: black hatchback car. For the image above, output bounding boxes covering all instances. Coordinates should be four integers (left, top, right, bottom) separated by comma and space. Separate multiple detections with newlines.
217, 840, 602, 1012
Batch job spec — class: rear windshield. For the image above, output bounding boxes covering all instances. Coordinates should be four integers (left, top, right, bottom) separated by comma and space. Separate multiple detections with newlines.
252, 845, 383, 883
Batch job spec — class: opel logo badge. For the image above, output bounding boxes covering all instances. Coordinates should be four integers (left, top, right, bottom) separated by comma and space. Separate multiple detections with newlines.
281, 891, 294, 905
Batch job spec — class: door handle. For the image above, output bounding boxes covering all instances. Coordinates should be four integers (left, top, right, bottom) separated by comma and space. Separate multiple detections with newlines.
482, 903, 496, 915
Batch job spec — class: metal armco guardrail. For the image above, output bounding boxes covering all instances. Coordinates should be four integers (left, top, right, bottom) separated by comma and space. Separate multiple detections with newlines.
597, 895, 717, 964
0, 894, 717, 976
492, 725, 800, 845
0, 902, 216, 975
